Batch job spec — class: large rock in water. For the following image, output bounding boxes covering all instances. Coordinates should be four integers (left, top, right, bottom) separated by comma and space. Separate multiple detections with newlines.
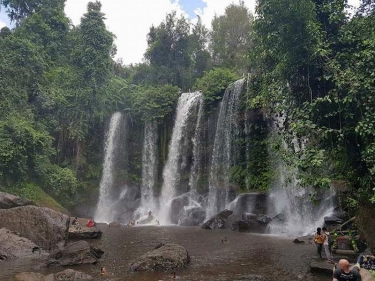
0, 206, 69, 250
0, 192, 36, 209
47, 240, 103, 266
201, 209, 234, 230
130, 243, 190, 272
0, 228, 47, 260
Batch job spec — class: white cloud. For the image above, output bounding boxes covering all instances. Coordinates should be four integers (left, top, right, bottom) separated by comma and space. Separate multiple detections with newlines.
65, 0, 361, 65
0, 20, 6, 29
65, 0, 187, 65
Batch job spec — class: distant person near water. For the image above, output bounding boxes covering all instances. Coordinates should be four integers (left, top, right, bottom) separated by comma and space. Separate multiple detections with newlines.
86, 219, 95, 227
71, 217, 78, 225
322, 227, 334, 263
333, 259, 361, 281
314, 227, 325, 259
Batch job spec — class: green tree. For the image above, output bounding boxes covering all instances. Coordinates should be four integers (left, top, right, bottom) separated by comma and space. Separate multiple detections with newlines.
210, 0, 253, 73
190, 16, 211, 79
0, 0, 65, 23
145, 11, 192, 89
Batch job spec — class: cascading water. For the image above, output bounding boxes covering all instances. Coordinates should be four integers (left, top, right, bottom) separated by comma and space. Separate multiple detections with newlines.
159, 92, 203, 224
267, 115, 336, 236
137, 121, 158, 217
206, 79, 245, 219
95, 112, 122, 223
188, 98, 204, 192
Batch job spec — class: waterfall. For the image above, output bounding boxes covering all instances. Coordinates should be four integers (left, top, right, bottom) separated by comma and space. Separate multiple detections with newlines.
206, 79, 245, 219
159, 92, 202, 224
267, 114, 336, 236
140, 121, 158, 214
188, 98, 204, 192
95, 112, 122, 223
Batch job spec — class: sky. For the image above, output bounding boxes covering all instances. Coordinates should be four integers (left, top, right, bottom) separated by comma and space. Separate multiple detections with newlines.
1, 0, 361, 65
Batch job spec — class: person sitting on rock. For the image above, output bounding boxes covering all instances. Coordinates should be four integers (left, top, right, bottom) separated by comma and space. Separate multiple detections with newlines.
86, 219, 95, 228
357, 254, 375, 270
72, 217, 78, 225
100, 267, 107, 276
333, 259, 361, 281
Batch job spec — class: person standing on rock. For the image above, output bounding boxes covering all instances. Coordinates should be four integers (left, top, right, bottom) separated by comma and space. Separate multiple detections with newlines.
323, 227, 334, 263
333, 259, 361, 281
314, 227, 325, 259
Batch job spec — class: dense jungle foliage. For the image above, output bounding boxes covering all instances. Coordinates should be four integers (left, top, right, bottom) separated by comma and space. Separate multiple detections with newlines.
0, 0, 374, 214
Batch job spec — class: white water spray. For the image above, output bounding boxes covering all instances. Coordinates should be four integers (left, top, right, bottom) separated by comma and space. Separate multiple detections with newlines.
95, 112, 122, 223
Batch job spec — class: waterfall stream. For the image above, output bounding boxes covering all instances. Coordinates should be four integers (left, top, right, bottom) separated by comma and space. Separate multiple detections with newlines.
159, 92, 202, 224
95, 112, 122, 223
206, 79, 245, 219
139, 121, 158, 215
188, 98, 204, 192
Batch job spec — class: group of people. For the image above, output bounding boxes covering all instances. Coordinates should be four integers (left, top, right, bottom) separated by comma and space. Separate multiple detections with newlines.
71, 217, 96, 228
314, 226, 375, 281
314, 227, 333, 262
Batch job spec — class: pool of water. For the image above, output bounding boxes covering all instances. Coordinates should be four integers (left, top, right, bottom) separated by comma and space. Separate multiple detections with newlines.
1, 225, 329, 281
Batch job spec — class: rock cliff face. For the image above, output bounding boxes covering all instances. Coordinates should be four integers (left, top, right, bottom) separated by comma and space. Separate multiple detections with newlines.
130, 243, 190, 272
0, 192, 36, 209
356, 202, 375, 251
0, 205, 69, 250
0, 228, 47, 260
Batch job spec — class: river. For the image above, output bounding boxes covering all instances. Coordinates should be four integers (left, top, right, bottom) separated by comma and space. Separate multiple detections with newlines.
1, 225, 329, 281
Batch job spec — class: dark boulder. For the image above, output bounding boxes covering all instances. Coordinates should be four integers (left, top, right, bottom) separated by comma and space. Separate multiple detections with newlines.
232, 214, 269, 233
47, 240, 103, 266
178, 207, 206, 226
227, 193, 268, 215
130, 243, 190, 272
0, 206, 69, 250
0, 192, 36, 209
0, 228, 47, 260
201, 209, 234, 230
